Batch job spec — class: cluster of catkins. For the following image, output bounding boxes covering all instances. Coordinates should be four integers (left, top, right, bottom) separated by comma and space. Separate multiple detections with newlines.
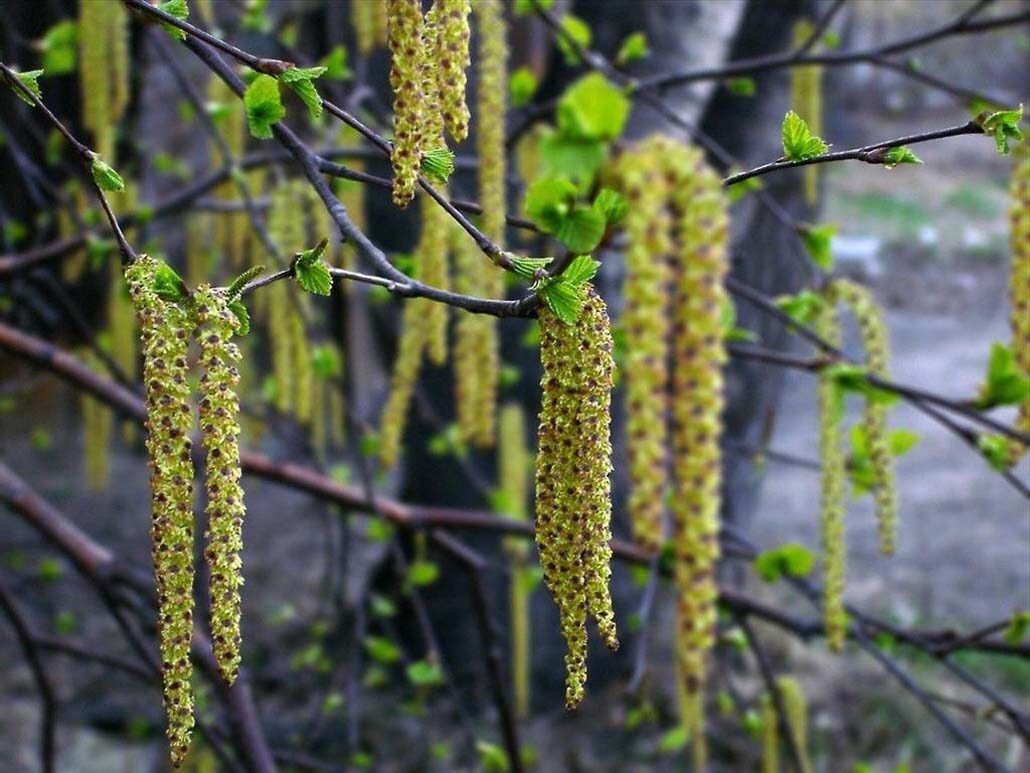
125, 257, 247, 766
1008, 140, 1030, 465
79, 0, 129, 161
352, 0, 389, 56
386, 0, 471, 206
831, 278, 898, 554
534, 290, 619, 709
609, 136, 729, 743
791, 18, 823, 205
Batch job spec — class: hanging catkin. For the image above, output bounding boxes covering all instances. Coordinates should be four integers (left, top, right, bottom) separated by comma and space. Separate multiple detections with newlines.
668, 143, 729, 754
208, 77, 249, 269
387, 0, 426, 207
80, 349, 112, 490
378, 297, 430, 469
791, 19, 823, 205
815, 296, 847, 652
195, 285, 246, 686
609, 138, 674, 551
1008, 140, 1030, 465
760, 692, 779, 773
434, 0, 472, 142
831, 278, 898, 555
353, 0, 389, 55
78, 0, 129, 161
534, 289, 618, 709
776, 676, 813, 773
125, 256, 196, 766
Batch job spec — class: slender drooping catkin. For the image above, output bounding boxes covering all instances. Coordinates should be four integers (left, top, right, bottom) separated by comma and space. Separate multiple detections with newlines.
195, 285, 246, 686
78, 0, 128, 161
610, 138, 674, 551
378, 297, 430, 469
452, 225, 488, 443
387, 0, 426, 207
125, 256, 196, 766
776, 676, 813, 773
535, 290, 618, 709
831, 278, 898, 555
1008, 140, 1030, 465
815, 299, 847, 652
208, 77, 248, 269
761, 692, 779, 773
81, 349, 112, 490
434, 0, 471, 142
499, 403, 532, 719
791, 19, 823, 205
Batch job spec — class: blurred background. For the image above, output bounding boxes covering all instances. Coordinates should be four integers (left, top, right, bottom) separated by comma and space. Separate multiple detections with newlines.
0, 1, 1028, 771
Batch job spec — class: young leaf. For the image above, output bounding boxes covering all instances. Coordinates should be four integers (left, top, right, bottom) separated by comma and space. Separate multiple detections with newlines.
592, 188, 628, 225
156, 0, 189, 40
726, 174, 763, 204
556, 15, 591, 65
976, 104, 1024, 155
39, 21, 78, 75
408, 560, 439, 587
556, 73, 631, 143
1003, 611, 1030, 645
244, 74, 285, 139
363, 636, 401, 664
523, 176, 578, 233
152, 261, 188, 303
754, 543, 816, 582
539, 278, 586, 325
782, 110, 830, 161
7, 69, 44, 106
513, 0, 553, 14
311, 344, 342, 379
616, 31, 650, 66
560, 255, 600, 286
976, 342, 1030, 408
539, 131, 607, 189
509, 66, 538, 108
508, 255, 553, 281
824, 363, 897, 406
888, 429, 920, 456
798, 223, 836, 270
977, 433, 1010, 472
553, 205, 605, 254
280, 67, 325, 120
228, 300, 250, 335
90, 155, 125, 192
319, 46, 352, 81
295, 259, 332, 296
406, 660, 445, 687
726, 77, 756, 97
776, 289, 825, 326
420, 147, 454, 183
883, 146, 922, 168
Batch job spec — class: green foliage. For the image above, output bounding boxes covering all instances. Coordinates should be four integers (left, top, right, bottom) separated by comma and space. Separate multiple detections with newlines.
363, 636, 401, 664
776, 289, 825, 327
1004, 611, 1030, 644
509, 67, 538, 108
975, 104, 1024, 155
514, 0, 553, 14
244, 74, 285, 139
38, 557, 63, 582
883, 146, 922, 168
799, 223, 837, 270
522, 176, 605, 253
228, 300, 250, 336
294, 240, 333, 296
476, 741, 509, 773
782, 110, 830, 161
156, 0, 189, 40
538, 129, 607, 189
420, 147, 455, 183
152, 261, 188, 303
536, 255, 600, 324
726, 174, 763, 204
977, 433, 1011, 472
40, 21, 77, 75
726, 77, 756, 97
848, 425, 920, 495
280, 65, 327, 120
754, 543, 816, 582
319, 46, 352, 81
311, 344, 342, 379
7, 69, 43, 106
407, 560, 440, 587
975, 342, 1030, 409
405, 660, 445, 687
658, 725, 689, 753
616, 32, 650, 65
556, 15, 591, 65
556, 73, 630, 143
592, 188, 628, 225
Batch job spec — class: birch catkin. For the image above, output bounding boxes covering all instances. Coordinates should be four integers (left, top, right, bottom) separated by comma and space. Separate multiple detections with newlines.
791, 19, 823, 205
831, 278, 898, 555
535, 290, 618, 709
434, 0, 472, 142
195, 285, 246, 686
387, 0, 426, 207
1008, 140, 1030, 465
125, 256, 196, 766
78, 0, 129, 161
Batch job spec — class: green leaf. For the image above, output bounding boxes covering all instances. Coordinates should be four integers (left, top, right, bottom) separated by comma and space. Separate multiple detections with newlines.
508, 255, 553, 281
556, 73, 631, 143
39, 21, 77, 75
561, 255, 600, 286
799, 223, 836, 270
281, 74, 324, 121
513, 0, 553, 15
776, 289, 825, 327
888, 429, 920, 456
539, 131, 607, 190
7, 69, 44, 106
294, 240, 333, 296
363, 636, 401, 664
476, 741, 510, 773
244, 74, 285, 139
365, 516, 393, 543
616, 31, 650, 66
539, 278, 587, 325
781, 110, 830, 161
90, 155, 125, 192
592, 188, 628, 225
554, 206, 605, 254
1003, 611, 1030, 644
406, 660, 445, 687
824, 363, 898, 406
509, 67, 538, 108
523, 176, 578, 233
311, 344, 342, 379
721, 299, 755, 342
152, 261, 187, 303
726, 174, 763, 204
420, 147, 454, 183
54, 610, 77, 635
978, 433, 1010, 472
38, 557, 63, 582
883, 146, 922, 168
658, 726, 689, 753
156, 0, 189, 40
976, 342, 1030, 408
408, 560, 439, 587
975, 104, 1024, 155
228, 300, 250, 335
320, 46, 352, 81
754, 543, 816, 583
726, 77, 756, 97
556, 15, 591, 65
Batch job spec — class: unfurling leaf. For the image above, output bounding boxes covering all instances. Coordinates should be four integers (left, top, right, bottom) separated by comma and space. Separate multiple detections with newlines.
156, 0, 190, 40
6, 68, 44, 105
244, 74, 285, 139
782, 110, 830, 161
90, 155, 125, 192
883, 146, 922, 168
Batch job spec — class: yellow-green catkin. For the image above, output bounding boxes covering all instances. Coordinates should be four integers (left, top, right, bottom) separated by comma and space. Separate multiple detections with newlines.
815, 298, 847, 652
125, 256, 196, 766
668, 145, 728, 752
452, 226, 487, 443
78, 0, 128, 162
761, 692, 779, 773
289, 301, 314, 425
208, 77, 249, 269
1008, 140, 1030, 465
387, 0, 426, 207
334, 126, 367, 274
832, 278, 898, 555
378, 297, 430, 469
80, 349, 112, 490
499, 402, 531, 719
434, 0, 471, 142
535, 289, 618, 709
195, 285, 246, 685
791, 20, 822, 205
353, 0, 389, 55
776, 676, 813, 773
610, 138, 674, 551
